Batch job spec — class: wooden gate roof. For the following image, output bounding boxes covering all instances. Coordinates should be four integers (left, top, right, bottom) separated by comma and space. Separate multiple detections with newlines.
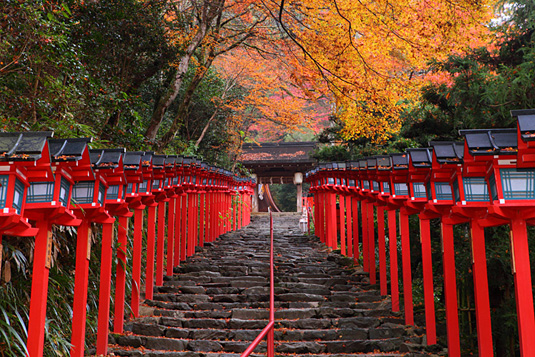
239, 142, 317, 183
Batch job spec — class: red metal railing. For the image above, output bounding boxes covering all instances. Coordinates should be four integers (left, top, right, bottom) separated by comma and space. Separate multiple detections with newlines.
240, 211, 275, 357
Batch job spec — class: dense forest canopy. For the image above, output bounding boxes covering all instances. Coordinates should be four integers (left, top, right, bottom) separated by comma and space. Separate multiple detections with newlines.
0, 0, 506, 166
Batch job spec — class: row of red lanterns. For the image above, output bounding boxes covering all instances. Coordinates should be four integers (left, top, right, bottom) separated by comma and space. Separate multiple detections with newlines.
0, 132, 254, 356
306, 109, 535, 356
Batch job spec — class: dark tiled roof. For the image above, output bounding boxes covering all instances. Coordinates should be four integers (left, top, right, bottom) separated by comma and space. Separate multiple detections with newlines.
90, 148, 125, 169
0, 131, 53, 161
459, 129, 517, 155
429, 141, 464, 164
123, 151, 143, 170
49, 138, 91, 162
240, 142, 316, 163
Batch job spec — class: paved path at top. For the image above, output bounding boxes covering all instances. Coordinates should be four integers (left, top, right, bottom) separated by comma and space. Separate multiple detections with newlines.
109, 213, 445, 356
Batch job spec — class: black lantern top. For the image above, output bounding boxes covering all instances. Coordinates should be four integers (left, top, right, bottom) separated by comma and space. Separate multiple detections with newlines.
152, 154, 166, 170
165, 155, 177, 168
391, 153, 409, 170
90, 148, 125, 170
49, 138, 91, 162
123, 151, 143, 170
407, 148, 432, 168
459, 129, 517, 156
429, 141, 464, 164
141, 152, 153, 167
367, 157, 377, 170
0, 131, 53, 162
376, 156, 392, 170
513, 109, 535, 142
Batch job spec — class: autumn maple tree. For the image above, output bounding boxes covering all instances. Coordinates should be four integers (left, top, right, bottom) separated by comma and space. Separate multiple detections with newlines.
269, 0, 496, 143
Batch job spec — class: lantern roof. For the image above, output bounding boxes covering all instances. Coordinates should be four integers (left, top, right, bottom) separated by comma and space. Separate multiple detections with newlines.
358, 158, 368, 170
367, 157, 377, 170
182, 156, 194, 166
152, 154, 166, 169
459, 128, 517, 155
165, 155, 177, 167
90, 148, 125, 169
407, 148, 432, 168
376, 156, 392, 170
429, 141, 464, 164
141, 152, 153, 167
391, 153, 409, 170
512, 109, 535, 142
49, 138, 91, 162
334, 161, 346, 170
123, 151, 143, 170
0, 131, 53, 161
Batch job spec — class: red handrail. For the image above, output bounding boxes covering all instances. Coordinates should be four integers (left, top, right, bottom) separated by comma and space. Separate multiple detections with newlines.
240, 211, 275, 357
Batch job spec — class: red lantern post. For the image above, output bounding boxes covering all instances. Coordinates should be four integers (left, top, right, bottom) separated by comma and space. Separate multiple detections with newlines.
122, 151, 145, 319
426, 140, 467, 357
86, 148, 129, 353
25, 135, 84, 357
137, 152, 157, 300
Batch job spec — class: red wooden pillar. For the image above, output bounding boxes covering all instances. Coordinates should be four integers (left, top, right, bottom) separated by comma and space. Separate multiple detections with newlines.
27, 220, 52, 357
174, 196, 181, 266
510, 218, 535, 357
208, 192, 214, 242
388, 209, 399, 312
131, 208, 143, 318
346, 196, 353, 259
156, 201, 166, 286
215, 192, 220, 238
187, 193, 194, 256
145, 204, 157, 300
441, 222, 461, 357
339, 194, 346, 255
327, 192, 337, 249
96, 221, 115, 356
167, 197, 175, 275
378, 207, 387, 295
233, 195, 238, 231
352, 198, 359, 264
469, 219, 493, 356
227, 193, 232, 232
399, 209, 414, 325
322, 192, 328, 244
361, 200, 368, 272
193, 193, 199, 249
71, 220, 91, 356
114, 215, 129, 334
316, 193, 323, 242
202, 192, 207, 244
419, 217, 436, 345
180, 194, 187, 261
368, 202, 376, 284
239, 193, 244, 228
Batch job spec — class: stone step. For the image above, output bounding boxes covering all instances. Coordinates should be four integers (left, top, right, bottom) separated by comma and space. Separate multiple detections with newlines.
110, 214, 438, 356
127, 322, 407, 341
109, 348, 409, 357
111, 334, 414, 354
133, 315, 396, 330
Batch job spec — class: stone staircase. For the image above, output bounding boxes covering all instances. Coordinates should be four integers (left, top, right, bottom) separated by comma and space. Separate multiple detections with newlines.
108, 213, 444, 356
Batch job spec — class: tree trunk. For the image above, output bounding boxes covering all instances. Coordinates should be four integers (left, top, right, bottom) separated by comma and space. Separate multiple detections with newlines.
158, 54, 215, 149
144, 22, 209, 141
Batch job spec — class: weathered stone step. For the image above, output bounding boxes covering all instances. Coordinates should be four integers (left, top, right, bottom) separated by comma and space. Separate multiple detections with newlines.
109, 348, 408, 357
110, 214, 437, 356
128, 322, 407, 341
112, 334, 413, 354
144, 299, 392, 313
